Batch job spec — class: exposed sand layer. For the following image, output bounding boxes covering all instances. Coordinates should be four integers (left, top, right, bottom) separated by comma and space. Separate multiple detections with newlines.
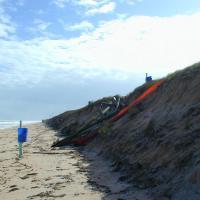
0, 123, 150, 200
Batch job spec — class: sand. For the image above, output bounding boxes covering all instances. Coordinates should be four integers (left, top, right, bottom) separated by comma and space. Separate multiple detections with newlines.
0, 123, 151, 200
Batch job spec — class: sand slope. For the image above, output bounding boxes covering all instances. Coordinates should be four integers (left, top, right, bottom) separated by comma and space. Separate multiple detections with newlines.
0, 123, 105, 200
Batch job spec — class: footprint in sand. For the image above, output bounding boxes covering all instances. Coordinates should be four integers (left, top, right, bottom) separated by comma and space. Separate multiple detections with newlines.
20, 172, 38, 180
9, 185, 17, 188
45, 177, 52, 181
31, 179, 38, 183
53, 182, 66, 190
31, 186, 39, 189
8, 185, 19, 192
27, 173, 38, 176
28, 191, 66, 199
55, 174, 73, 183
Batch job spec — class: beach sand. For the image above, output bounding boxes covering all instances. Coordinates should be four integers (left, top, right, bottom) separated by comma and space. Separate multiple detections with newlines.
0, 123, 151, 200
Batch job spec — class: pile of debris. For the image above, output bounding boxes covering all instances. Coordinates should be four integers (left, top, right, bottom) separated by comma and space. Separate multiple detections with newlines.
50, 95, 126, 146
49, 80, 163, 147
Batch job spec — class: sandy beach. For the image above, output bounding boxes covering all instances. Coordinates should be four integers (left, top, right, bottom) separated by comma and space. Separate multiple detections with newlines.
0, 123, 150, 200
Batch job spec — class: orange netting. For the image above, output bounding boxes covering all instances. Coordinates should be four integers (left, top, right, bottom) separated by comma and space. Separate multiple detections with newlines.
111, 80, 164, 122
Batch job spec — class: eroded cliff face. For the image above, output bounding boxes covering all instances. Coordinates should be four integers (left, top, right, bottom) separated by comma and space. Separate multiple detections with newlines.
46, 63, 200, 200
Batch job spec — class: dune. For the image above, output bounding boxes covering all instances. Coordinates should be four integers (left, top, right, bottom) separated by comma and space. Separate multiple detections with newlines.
46, 62, 200, 200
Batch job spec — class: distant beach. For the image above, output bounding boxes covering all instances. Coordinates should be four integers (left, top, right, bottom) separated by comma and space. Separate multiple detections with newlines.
0, 120, 41, 129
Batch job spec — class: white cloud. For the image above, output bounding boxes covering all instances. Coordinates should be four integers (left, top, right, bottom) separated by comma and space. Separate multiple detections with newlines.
16, 0, 25, 6
68, 21, 94, 31
52, 0, 69, 8
86, 1, 116, 15
27, 19, 52, 36
0, 1, 16, 38
1, 12, 200, 88
76, 0, 110, 7
77, 0, 99, 6
122, 0, 142, 5
33, 19, 51, 31
52, 0, 115, 15
0, 22, 15, 38
73, 13, 200, 76
38, 9, 45, 15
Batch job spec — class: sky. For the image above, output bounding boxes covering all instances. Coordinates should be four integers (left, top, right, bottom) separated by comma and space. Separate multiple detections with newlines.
0, 0, 200, 120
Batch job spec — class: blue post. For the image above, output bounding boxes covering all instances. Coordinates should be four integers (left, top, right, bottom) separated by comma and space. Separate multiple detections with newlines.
145, 73, 153, 82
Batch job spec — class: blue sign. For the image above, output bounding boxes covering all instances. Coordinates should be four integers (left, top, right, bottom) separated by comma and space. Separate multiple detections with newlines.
18, 128, 28, 143
146, 76, 152, 82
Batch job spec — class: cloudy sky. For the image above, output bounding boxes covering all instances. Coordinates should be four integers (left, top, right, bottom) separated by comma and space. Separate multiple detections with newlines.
0, 0, 200, 120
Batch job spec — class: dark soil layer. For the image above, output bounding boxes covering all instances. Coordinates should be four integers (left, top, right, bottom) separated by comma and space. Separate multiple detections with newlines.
46, 62, 200, 200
